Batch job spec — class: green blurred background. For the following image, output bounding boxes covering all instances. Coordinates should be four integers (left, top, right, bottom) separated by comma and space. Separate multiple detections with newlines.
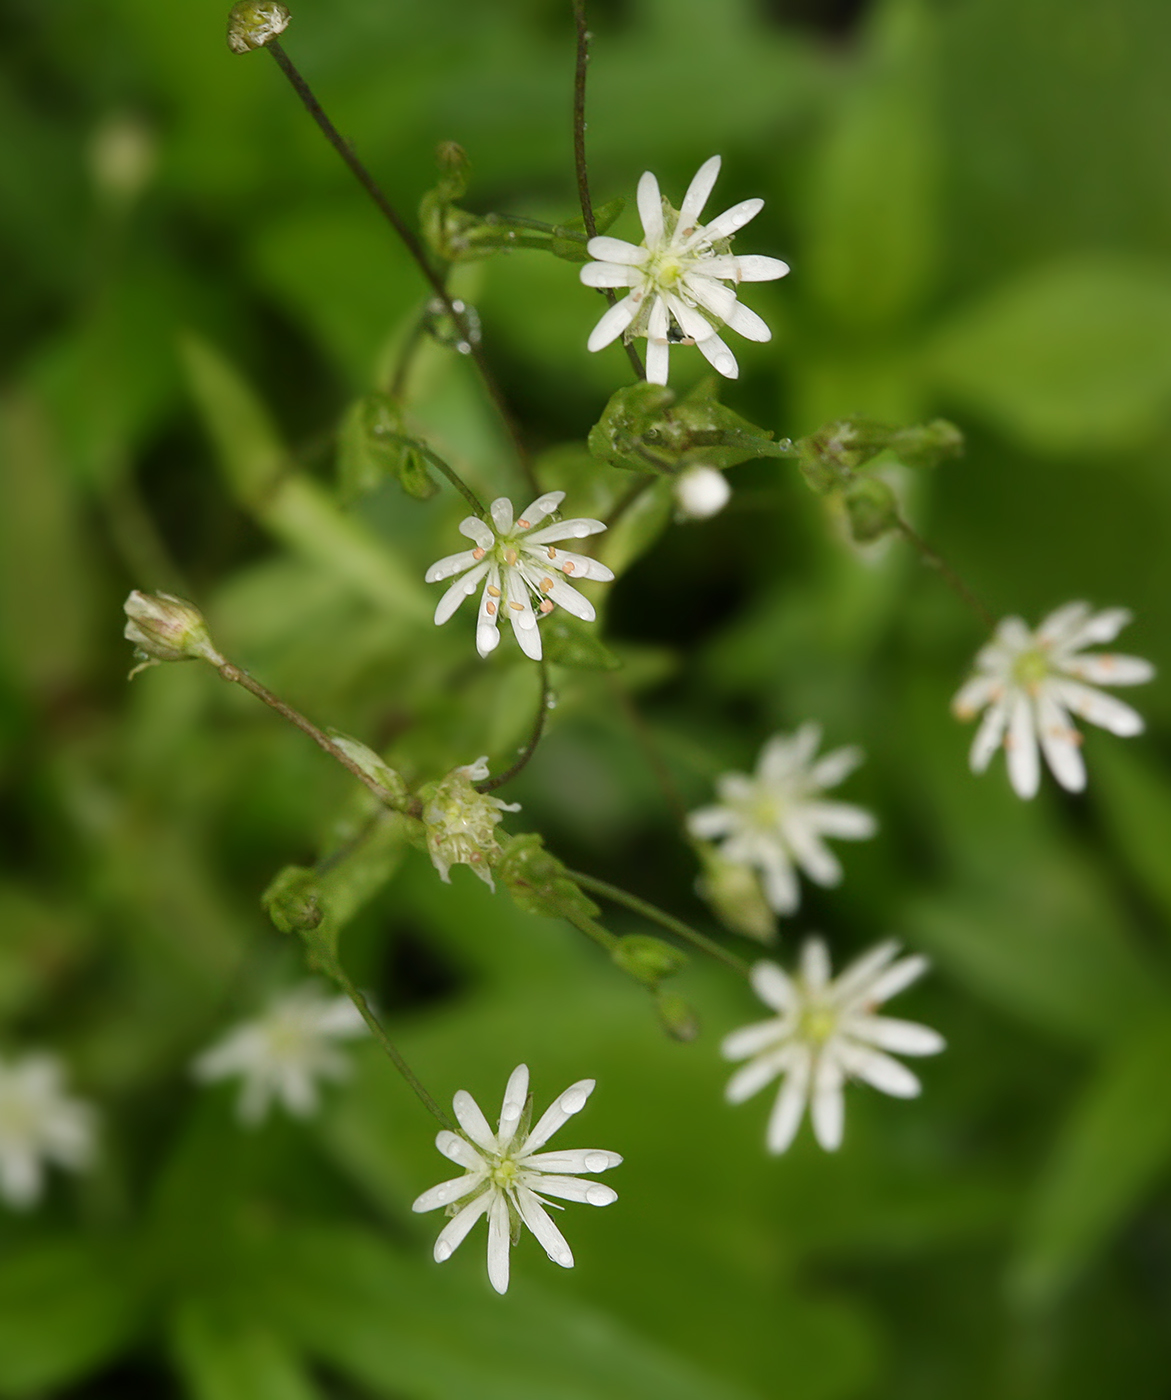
4, 0, 1171, 1395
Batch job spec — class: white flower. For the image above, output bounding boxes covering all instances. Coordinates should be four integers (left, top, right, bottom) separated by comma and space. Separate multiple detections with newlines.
412, 1064, 621, 1295
724, 938, 944, 1154
952, 602, 1155, 800
425, 491, 614, 660
192, 984, 366, 1126
422, 755, 520, 891
0, 1052, 95, 1209
580, 154, 789, 385
687, 723, 877, 916
674, 464, 731, 520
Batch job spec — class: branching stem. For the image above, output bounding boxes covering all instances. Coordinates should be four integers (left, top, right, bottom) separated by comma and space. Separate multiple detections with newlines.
567, 869, 750, 975
266, 40, 535, 489
476, 661, 549, 792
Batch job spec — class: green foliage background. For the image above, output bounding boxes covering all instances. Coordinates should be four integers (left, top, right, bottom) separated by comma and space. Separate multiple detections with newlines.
4, 0, 1171, 1395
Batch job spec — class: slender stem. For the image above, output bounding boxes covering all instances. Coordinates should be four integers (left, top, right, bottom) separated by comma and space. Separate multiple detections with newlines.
603, 475, 656, 530
894, 515, 995, 630
216, 660, 415, 812
389, 312, 428, 399
266, 40, 535, 488
606, 674, 690, 829
476, 661, 549, 792
384, 436, 487, 518
570, 1, 644, 382
327, 962, 454, 1130
567, 869, 750, 975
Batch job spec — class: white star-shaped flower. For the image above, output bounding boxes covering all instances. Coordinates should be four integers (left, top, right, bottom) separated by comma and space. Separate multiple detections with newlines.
724, 938, 944, 1154
425, 491, 614, 660
192, 984, 366, 1126
687, 723, 877, 916
0, 1052, 95, 1210
412, 1064, 621, 1295
952, 602, 1154, 800
580, 154, 789, 385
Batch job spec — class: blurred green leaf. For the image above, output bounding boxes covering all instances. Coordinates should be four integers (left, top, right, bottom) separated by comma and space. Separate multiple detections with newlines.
171, 1301, 322, 1400
0, 1241, 140, 1397
1012, 1014, 1171, 1308
927, 254, 1171, 451
1091, 743, 1171, 931
261, 1225, 759, 1400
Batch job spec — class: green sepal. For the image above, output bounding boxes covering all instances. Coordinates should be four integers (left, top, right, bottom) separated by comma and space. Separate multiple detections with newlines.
337, 395, 437, 503
656, 990, 701, 1042
695, 843, 776, 944
611, 934, 688, 988
796, 416, 964, 496
263, 866, 323, 937
326, 732, 411, 809
588, 378, 785, 474
541, 612, 622, 671
548, 198, 626, 262
497, 833, 601, 924
843, 475, 900, 543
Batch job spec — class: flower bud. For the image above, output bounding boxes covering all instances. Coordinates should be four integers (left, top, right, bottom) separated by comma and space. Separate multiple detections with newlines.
674, 465, 730, 521
695, 845, 776, 944
123, 592, 224, 678
612, 935, 687, 989
327, 733, 410, 809
843, 476, 899, 544
419, 757, 519, 891
656, 990, 700, 1042
497, 833, 602, 922
227, 1, 290, 54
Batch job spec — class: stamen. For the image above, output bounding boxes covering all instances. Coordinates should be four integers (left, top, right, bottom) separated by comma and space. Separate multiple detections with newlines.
472, 547, 486, 561
562, 561, 576, 574
508, 601, 525, 612
539, 599, 554, 613
487, 585, 501, 598
540, 577, 554, 593
486, 601, 497, 616
547, 547, 557, 560
518, 518, 531, 529
504, 548, 518, 567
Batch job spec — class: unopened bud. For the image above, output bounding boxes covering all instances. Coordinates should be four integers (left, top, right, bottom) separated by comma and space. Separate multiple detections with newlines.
263, 866, 322, 935
419, 757, 519, 891
612, 935, 687, 989
843, 476, 899, 544
674, 464, 730, 520
327, 733, 410, 809
227, 1, 290, 54
123, 591, 224, 678
696, 846, 776, 944
656, 990, 700, 1042
497, 833, 602, 922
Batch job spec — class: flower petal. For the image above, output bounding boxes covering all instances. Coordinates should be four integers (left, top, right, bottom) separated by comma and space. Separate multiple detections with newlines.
524, 517, 607, 545
721, 1017, 786, 1061
486, 1192, 512, 1293
807, 801, 877, 841
1061, 606, 1132, 650
412, 1171, 486, 1214
732, 253, 789, 282
425, 549, 480, 584
1051, 678, 1145, 736
725, 1045, 791, 1104
750, 959, 799, 1014
722, 299, 771, 343
687, 804, 737, 840
637, 170, 664, 244
1006, 691, 1041, 798
970, 697, 1010, 772
516, 1185, 575, 1266
432, 1190, 490, 1262
1060, 653, 1154, 686
691, 197, 764, 245
497, 1063, 529, 1149
587, 295, 637, 352
862, 953, 929, 1006
841, 1043, 922, 1098
580, 261, 641, 288
523, 1149, 622, 1174
766, 1045, 811, 1154
516, 492, 565, 529
585, 236, 648, 265
524, 1079, 595, 1153
452, 1088, 498, 1152
810, 1052, 845, 1150
458, 516, 494, 549
831, 940, 901, 1004
436, 1129, 484, 1170
527, 1174, 617, 1208
850, 1015, 945, 1057
801, 937, 832, 992
489, 497, 514, 534
1036, 690, 1086, 792
679, 154, 721, 229
434, 561, 489, 625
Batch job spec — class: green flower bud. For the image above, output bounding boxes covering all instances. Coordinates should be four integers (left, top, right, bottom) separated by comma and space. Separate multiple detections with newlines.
695, 845, 776, 944
327, 733, 411, 809
227, 1, 291, 54
843, 476, 900, 544
123, 591, 224, 678
262, 866, 322, 935
419, 757, 519, 891
337, 395, 437, 502
496, 833, 601, 923
656, 990, 700, 1042
797, 417, 964, 496
611, 935, 687, 989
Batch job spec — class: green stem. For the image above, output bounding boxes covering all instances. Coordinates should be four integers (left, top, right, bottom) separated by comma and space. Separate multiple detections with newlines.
570, 0, 644, 381
325, 960, 453, 1130
566, 868, 750, 975
476, 661, 549, 793
894, 515, 995, 630
383, 436, 488, 519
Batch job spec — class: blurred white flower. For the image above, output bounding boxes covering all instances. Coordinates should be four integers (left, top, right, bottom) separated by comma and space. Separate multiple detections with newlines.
580, 154, 788, 385
193, 985, 366, 1125
413, 1064, 621, 1295
0, 1052, 95, 1209
952, 602, 1154, 800
688, 723, 876, 916
724, 938, 944, 1154
425, 491, 613, 660
674, 464, 731, 520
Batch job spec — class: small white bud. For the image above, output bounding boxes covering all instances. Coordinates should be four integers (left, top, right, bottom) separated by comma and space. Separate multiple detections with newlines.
123, 591, 224, 678
227, 1, 291, 54
674, 465, 731, 520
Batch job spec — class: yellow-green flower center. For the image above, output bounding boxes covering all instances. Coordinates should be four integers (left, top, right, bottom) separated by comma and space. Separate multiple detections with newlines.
490, 1157, 520, 1189
797, 1003, 839, 1046
1012, 647, 1051, 690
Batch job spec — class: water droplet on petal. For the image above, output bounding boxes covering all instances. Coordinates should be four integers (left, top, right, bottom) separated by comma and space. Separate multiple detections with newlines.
501, 1104, 520, 1122
560, 1085, 589, 1114
584, 1152, 609, 1172
586, 1185, 615, 1206
435, 1241, 453, 1262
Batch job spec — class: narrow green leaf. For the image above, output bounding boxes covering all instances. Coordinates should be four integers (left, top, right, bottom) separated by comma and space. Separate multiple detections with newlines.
1012, 1014, 1171, 1309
